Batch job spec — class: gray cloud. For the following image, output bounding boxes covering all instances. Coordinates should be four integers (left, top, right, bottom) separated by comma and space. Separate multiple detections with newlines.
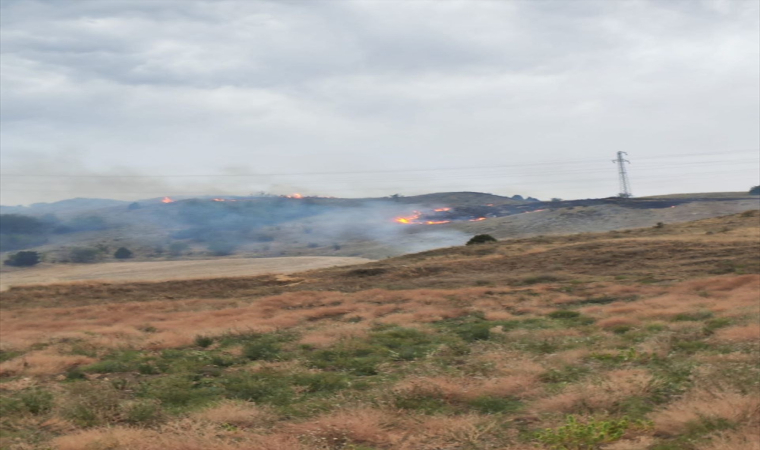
1, 0, 758, 205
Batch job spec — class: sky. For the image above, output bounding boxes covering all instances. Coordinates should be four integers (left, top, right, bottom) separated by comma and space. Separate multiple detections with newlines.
1, 0, 758, 205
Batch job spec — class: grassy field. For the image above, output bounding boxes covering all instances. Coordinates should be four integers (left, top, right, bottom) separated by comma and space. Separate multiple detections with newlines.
0, 257, 372, 291
0, 211, 758, 450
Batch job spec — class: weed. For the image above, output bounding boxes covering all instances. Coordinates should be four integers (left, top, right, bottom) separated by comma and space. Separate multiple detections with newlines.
534, 415, 631, 450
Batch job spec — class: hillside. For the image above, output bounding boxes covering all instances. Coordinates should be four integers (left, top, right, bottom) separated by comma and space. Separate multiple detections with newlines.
1, 211, 758, 450
1, 192, 757, 262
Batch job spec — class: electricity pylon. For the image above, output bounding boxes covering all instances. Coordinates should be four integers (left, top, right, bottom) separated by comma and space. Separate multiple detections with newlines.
612, 151, 632, 198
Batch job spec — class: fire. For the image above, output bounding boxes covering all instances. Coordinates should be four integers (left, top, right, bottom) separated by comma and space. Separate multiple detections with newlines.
395, 211, 422, 224
286, 193, 304, 199
425, 220, 451, 225
211, 198, 237, 202
162, 196, 174, 203
434, 207, 451, 212
469, 217, 486, 222
523, 209, 547, 213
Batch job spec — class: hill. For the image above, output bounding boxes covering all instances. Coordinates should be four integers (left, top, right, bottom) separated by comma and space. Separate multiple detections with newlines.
1, 191, 757, 262
1, 211, 758, 449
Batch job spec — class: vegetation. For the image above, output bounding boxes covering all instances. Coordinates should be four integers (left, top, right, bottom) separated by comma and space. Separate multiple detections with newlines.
750, 185, 760, 195
0, 212, 758, 449
114, 247, 134, 259
466, 234, 497, 245
68, 247, 100, 263
4, 250, 41, 267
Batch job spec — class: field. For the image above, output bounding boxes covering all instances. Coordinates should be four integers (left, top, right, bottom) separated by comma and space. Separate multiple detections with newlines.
0, 257, 372, 291
0, 211, 758, 450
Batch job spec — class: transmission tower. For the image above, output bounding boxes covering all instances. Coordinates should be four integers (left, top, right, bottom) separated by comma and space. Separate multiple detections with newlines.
612, 151, 632, 198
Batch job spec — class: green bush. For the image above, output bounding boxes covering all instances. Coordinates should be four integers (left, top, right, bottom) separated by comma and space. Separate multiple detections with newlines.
18, 389, 54, 415
4, 250, 41, 267
113, 247, 133, 259
466, 234, 497, 245
194, 335, 214, 348
535, 415, 630, 450
242, 340, 281, 361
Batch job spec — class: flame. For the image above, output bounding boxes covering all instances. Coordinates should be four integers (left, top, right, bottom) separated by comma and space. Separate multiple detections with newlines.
395, 211, 422, 224
425, 220, 451, 225
469, 217, 486, 222
434, 207, 451, 212
523, 209, 547, 213
211, 198, 237, 202
162, 196, 175, 203
287, 193, 304, 199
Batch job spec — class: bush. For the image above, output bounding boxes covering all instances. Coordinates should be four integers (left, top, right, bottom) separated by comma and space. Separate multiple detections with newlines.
69, 247, 100, 263
749, 185, 760, 195
194, 335, 214, 348
4, 251, 41, 267
466, 234, 497, 245
113, 247, 133, 259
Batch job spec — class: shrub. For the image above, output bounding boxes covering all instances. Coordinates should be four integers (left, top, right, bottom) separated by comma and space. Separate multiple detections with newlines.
243, 340, 280, 361
466, 234, 497, 245
69, 247, 100, 263
194, 335, 214, 348
113, 247, 133, 259
4, 250, 41, 267
749, 185, 760, 195
18, 389, 55, 415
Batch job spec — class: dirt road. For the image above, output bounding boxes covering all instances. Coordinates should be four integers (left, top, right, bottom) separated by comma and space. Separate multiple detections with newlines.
0, 256, 372, 290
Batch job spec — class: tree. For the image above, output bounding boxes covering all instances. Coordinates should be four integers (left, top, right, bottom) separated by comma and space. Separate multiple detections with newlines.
0, 214, 47, 235
750, 186, 760, 195
4, 251, 41, 267
114, 247, 133, 259
466, 234, 497, 245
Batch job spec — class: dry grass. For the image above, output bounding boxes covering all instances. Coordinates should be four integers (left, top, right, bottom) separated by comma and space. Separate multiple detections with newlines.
2, 212, 758, 450
650, 386, 760, 436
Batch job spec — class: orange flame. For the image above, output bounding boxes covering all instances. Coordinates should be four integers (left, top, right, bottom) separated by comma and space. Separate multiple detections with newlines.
285, 193, 304, 199
523, 209, 547, 213
434, 207, 451, 212
162, 196, 174, 203
469, 217, 486, 222
425, 220, 451, 225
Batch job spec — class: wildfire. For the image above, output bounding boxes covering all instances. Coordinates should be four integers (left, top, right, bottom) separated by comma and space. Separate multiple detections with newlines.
434, 207, 451, 212
395, 211, 422, 224
285, 193, 304, 199
523, 209, 547, 213
212, 198, 237, 202
162, 196, 175, 203
469, 217, 486, 222
425, 220, 451, 225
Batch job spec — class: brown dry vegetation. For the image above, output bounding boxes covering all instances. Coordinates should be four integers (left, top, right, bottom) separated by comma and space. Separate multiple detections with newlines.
1, 211, 758, 450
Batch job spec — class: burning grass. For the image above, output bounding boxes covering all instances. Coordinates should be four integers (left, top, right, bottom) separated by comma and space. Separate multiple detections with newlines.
1, 212, 758, 449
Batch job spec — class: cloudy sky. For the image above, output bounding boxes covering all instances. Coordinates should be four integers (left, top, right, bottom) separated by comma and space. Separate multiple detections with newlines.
1, 0, 758, 205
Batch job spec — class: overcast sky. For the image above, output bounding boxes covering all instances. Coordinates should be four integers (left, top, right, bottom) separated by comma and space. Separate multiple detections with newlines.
1, 0, 758, 205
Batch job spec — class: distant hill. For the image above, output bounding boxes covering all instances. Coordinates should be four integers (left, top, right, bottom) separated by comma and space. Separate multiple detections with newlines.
0, 198, 130, 216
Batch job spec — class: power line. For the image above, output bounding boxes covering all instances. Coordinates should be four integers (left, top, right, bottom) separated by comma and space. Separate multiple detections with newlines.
0, 150, 756, 179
